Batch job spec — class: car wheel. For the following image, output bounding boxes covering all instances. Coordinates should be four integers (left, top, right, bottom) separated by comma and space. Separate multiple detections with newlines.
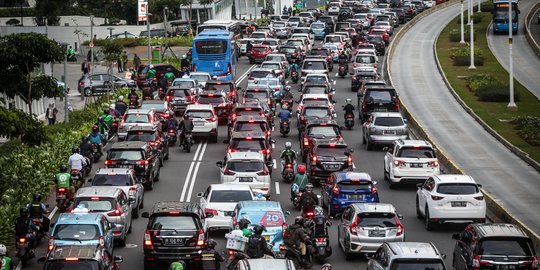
154, 169, 160, 182
128, 220, 132, 233
84, 88, 92, 96
416, 196, 422, 219
132, 206, 139, 218
143, 261, 152, 270
384, 167, 389, 181
425, 206, 434, 231
117, 238, 126, 247
145, 179, 154, 191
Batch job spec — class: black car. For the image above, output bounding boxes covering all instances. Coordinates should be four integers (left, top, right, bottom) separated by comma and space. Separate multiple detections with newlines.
126, 125, 169, 166
38, 245, 123, 270
278, 45, 303, 64
390, 8, 406, 24
204, 79, 239, 103
307, 139, 353, 184
351, 68, 379, 92
166, 86, 196, 116
142, 202, 208, 270
105, 141, 160, 190
367, 36, 386, 56
228, 115, 271, 142
319, 16, 335, 34
359, 85, 399, 123
452, 223, 537, 270
227, 131, 273, 168
300, 118, 341, 161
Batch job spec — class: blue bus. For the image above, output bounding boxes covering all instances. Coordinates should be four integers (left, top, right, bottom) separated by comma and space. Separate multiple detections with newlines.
492, 0, 519, 34
192, 29, 237, 81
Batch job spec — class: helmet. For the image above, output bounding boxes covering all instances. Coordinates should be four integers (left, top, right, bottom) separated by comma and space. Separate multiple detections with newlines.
253, 225, 264, 235
294, 216, 304, 226
297, 165, 306, 173
20, 207, 29, 216
206, 239, 217, 249
149, 64, 154, 69
109, 104, 115, 109
182, 55, 187, 59
183, 114, 189, 119
346, 98, 352, 104
167, 67, 172, 72
72, 147, 80, 154
32, 193, 42, 202
118, 96, 124, 101
82, 136, 88, 142
60, 164, 69, 172
285, 141, 292, 149
321, 263, 332, 270
92, 125, 99, 132
282, 104, 289, 110
103, 109, 109, 114
306, 183, 314, 192
239, 218, 251, 229
169, 261, 186, 270
0, 244, 6, 256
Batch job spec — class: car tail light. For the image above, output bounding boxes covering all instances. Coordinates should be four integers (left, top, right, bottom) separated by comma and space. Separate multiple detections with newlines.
393, 160, 405, 167
431, 195, 444, 201
144, 229, 153, 246
396, 220, 404, 236
104, 160, 116, 165
48, 237, 54, 251
260, 148, 271, 155
474, 195, 484, 200
129, 187, 137, 197
227, 148, 239, 154
265, 130, 271, 136
332, 185, 340, 195
395, 97, 400, 111
19, 237, 26, 244
347, 155, 353, 166
205, 208, 218, 216
79, 81, 84, 87
362, 99, 367, 111
137, 160, 149, 165
305, 211, 314, 218
371, 185, 378, 194
303, 138, 309, 146
349, 216, 359, 235
206, 117, 216, 122
169, 129, 176, 133
311, 155, 317, 165
428, 160, 439, 167
532, 256, 539, 269
196, 229, 205, 246
223, 167, 236, 175
57, 188, 66, 192
472, 254, 489, 270
257, 168, 269, 176
108, 204, 122, 216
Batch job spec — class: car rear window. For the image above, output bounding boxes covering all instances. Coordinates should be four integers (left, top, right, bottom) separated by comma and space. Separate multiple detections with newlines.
227, 161, 265, 172
108, 150, 144, 161
73, 198, 116, 212
304, 87, 327, 94
365, 90, 394, 103
315, 146, 348, 157
230, 140, 266, 151
206, 83, 233, 92
190, 75, 209, 82
141, 103, 167, 111
92, 174, 131, 186
125, 114, 150, 123
373, 117, 404, 126
252, 47, 267, 53
126, 132, 156, 142
304, 108, 331, 118
262, 40, 278, 46
251, 33, 266, 39
280, 47, 297, 53
303, 61, 326, 70
186, 110, 213, 118
477, 238, 533, 256
308, 126, 340, 137
172, 81, 195, 88
53, 224, 100, 240
235, 122, 268, 132
198, 95, 226, 105
261, 63, 280, 69
390, 259, 445, 270
171, 89, 190, 97
306, 77, 328, 85
266, 56, 283, 62
310, 49, 329, 56
244, 92, 269, 102
311, 23, 325, 29
150, 216, 198, 231
251, 70, 272, 78
338, 180, 372, 191
437, 183, 478, 195
356, 55, 376, 64
357, 212, 397, 227
210, 190, 254, 203
397, 147, 435, 158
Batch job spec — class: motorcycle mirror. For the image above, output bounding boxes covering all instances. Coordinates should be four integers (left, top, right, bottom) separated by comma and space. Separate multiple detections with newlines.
349, 148, 354, 153
372, 180, 377, 185
197, 192, 204, 198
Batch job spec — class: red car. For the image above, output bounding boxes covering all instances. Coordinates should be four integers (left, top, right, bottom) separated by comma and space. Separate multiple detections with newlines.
249, 44, 272, 64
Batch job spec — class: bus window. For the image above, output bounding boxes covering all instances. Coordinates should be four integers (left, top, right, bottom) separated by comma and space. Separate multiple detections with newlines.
195, 40, 228, 54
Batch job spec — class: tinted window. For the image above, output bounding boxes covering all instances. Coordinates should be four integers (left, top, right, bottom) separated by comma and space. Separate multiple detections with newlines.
172, 81, 196, 88
251, 71, 272, 78
186, 110, 213, 118
365, 90, 393, 102
356, 55, 376, 63
390, 260, 445, 270
108, 150, 144, 161
44, 260, 99, 270
171, 89, 190, 97
280, 47, 297, 53
151, 216, 197, 230
437, 183, 478, 195
338, 180, 372, 191
310, 49, 329, 56
266, 56, 284, 62
198, 96, 226, 105
357, 212, 397, 227
230, 140, 265, 151
397, 147, 435, 158
304, 87, 327, 94
308, 126, 340, 137
478, 238, 533, 256
235, 122, 268, 132
73, 198, 115, 212
306, 76, 328, 85
210, 190, 254, 203
227, 161, 265, 172
287, 41, 303, 47
312, 23, 325, 29
92, 174, 131, 186
304, 108, 331, 117
289, 17, 301, 22
261, 63, 280, 70
244, 92, 269, 102
195, 40, 228, 54
273, 22, 286, 27
326, 36, 342, 43
373, 117, 404, 126
54, 224, 100, 240
262, 40, 278, 46
126, 132, 156, 142
125, 114, 150, 123
206, 83, 232, 92
303, 61, 326, 70
315, 146, 348, 157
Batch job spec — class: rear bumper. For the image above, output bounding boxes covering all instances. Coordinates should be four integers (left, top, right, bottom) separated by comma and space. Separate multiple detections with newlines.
348, 236, 404, 253
367, 134, 409, 145
192, 128, 217, 138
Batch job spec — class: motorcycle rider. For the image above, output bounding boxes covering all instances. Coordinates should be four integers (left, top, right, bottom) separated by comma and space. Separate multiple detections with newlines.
26, 194, 50, 233
281, 86, 294, 105
292, 165, 309, 200
146, 64, 157, 82
115, 96, 127, 116
68, 147, 89, 182
200, 239, 224, 270
128, 88, 139, 108
88, 125, 105, 157
343, 98, 355, 119
169, 261, 186, 270
99, 109, 114, 133
108, 104, 120, 118
14, 208, 38, 252
239, 218, 252, 237
0, 244, 14, 270
246, 225, 274, 259
79, 136, 93, 163
280, 142, 297, 174
300, 183, 319, 215
164, 116, 178, 133
321, 263, 332, 270
164, 67, 176, 84
56, 164, 75, 196
338, 51, 349, 74
288, 216, 309, 264
178, 114, 194, 147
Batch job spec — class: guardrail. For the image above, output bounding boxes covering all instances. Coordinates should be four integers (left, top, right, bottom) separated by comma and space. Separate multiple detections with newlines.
524, 2, 540, 58
384, 0, 540, 256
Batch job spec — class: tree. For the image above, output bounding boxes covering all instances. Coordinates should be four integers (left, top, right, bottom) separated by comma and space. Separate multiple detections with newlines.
0, 107, 46, 146
0, 33, 64, 114
177, 0, 194, 36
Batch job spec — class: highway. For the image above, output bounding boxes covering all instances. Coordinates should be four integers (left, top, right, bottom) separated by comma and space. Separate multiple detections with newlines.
389, 2, 540, 240
486, 0, 540, 100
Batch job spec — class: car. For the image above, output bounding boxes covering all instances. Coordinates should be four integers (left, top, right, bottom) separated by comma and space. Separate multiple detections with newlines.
196, 90, 231, 124
322, 172, 380, 217
166, 86, 196, 116
230, 201, 289, 256
285, 38, 309, 54
49, 212, 114, 255
310, 21, 327, 40
242, 84, 273, 108
366, 242, 447, 269
301, 73, 333, 89
250, 31, 270, 40
78, 73, 136, 96
351, 67, 379, 91
264, 54, 290, 74
369, 28, 390, 45
197, 184, 256, 231
273, 24, 292, 39
374, 21, 394, 35
217, 151, 272, 198
105, 141, 160, 190
328, 2, 342, 15
234, 258, 297, 270
139, 28, 167, 37
248, 68, 279, 85
416, 174, 486, 230
230, 102, 266, 123
322, 43, 341, 62
126, 125, 169, 164
308, 47, 333, 69
118, 109, 157, 140
189, 72, 211, 88
300, 58, 328, 80
140, 99, 174, 122
260, 61, 287, 80
298, 11, 315, 23
108, 31, 138, 39
204, 79, 240, 103
337, 203, 404, 258
290, 33, 313, 51
38, 245, 123, 270
136, 64, 181, 88
278, 45, 303, 64
362, 112, 409, 150
142, 202, 208, 269
357, 80, 387, 102
297, 102, 335, 131
319, 16, 336, 34
300, 119, 342, 161
261, 38, 281, 51
296, 93, 334, 115
239, 38, 254, 55
367, 35, 386, 56
383, 139, 440, 187
334, 31, 352, 45
254, 77, 286, 93
359, 85, 399, 123
71, 187, 134, 246
249, 44, 273, 64
307, 139, 354, 183
228, 115, 271, 142
451, 223, 538, 270
184, 104, 218, 142
300, 84, 336, 101
353, 53, 379, 70
227, 131, 273, 169
89, 168, 145, 218
171, 78, 201, 96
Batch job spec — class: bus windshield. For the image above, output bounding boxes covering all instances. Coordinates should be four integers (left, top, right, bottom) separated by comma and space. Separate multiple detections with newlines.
195, 40, 228, 54
493, 4, 518, 22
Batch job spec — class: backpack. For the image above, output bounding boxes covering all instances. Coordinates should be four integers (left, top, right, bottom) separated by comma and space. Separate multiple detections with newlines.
303, 194, 316, 209
283, 224, 300, 246
246, 235, 265, 258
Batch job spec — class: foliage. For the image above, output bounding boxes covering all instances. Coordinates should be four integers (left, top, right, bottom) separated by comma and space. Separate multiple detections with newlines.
101, 39, 124, 62
163, 56, 181, 69
33, 0, 70, 26
475, 84, 520, 102
511, 116, 540, 146
5, 18, 20, 26
480, 0, 493, 12
0, 107, 47, 146
0, 7, 34, 17
450, 46, 484, 66
467, 74, 499, 92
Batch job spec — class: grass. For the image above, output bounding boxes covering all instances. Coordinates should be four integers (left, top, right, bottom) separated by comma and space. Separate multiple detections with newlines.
436, 12, 540, 163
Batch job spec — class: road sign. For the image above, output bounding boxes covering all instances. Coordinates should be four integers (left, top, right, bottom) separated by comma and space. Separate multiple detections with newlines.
89, 42, 94, 48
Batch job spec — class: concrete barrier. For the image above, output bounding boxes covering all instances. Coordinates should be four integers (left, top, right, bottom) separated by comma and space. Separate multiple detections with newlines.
524, 2, 540, 58
384, 0, 540, 256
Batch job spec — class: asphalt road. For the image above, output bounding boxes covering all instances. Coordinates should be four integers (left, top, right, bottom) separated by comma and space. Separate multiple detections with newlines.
486, 0, 540, 100
390, 3, 540, 235
529, 5, 540, 49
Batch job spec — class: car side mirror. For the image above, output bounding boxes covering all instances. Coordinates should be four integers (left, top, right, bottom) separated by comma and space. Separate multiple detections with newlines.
197, 192, 204, 198
403, 118, 408, 123
128, 198, 136, 205
216, 161, 223, 168
416, 183, 423, 189
477, 184, 482, 188
141, 212, 150, 218
37, 257, 47, 264
114, 256, 124, 263
285, 211, 291, 217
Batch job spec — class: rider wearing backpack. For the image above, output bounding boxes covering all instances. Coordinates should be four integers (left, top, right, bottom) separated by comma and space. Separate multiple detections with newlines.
246, 225, 274, 259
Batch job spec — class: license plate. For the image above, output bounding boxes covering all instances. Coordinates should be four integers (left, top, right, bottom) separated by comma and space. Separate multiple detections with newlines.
410, 163, 423, 168
57, 195, 66, 199
495, 266, 517, 270
383, 130, 396, 135
324, 164, 340, 170
349, 194, 366, 200
163, 238, 184, 245
118, 164, 132, 169
451, 201, 467, 207
194, 122, 204, 126
374, 108, 387, 112
263, 235, 270, 241
239, 177, 253, 182
369, 230, 386, 237
316, 241, 327, 246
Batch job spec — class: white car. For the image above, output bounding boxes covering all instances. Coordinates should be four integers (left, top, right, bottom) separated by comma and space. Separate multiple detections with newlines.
264, 54, 290, 73
118, 109, 155, 140
217, 152, 272, 198
239, 38, 253, 55
416, 174, 486, 230
328, 2, 341, 15
353, 53, 379, 70
197, 184, 256, 231
184, 104, 218, 143
189, 72, 211, 89
291, 33, 313, 51
260, 61, 286, 79
383, 140, 441, 188
260, 38, 281, 51
250, 31, 269, 40
296, 93, 334, 115
301, 73, 333, 89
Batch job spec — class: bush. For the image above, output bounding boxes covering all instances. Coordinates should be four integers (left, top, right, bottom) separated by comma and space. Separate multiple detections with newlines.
0, 7, 34, 17
450, 46, 484, 66
467, 74, 499, 92
511, 116, 540, 146
480, 1, 493, 12
475, 84, 520, 102
84, 36, 193, 48
449, 29, 476, 42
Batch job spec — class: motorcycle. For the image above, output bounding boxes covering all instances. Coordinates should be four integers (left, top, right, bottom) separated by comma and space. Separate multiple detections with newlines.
282, 162, 295, 183
291, 71, 299, 83
16, 233, 35, 267
280, 120, 290, 137
305, 215, 332, 264
282, 243, 313, 269
30, 218, 46, 243
168, 129, 178, 146
338, 64, 348, 78
292, 191, 303, 210
91, 143, 102, 163
56, 187, 71, 213
345, 112, 355, 130
182, 132, 193, 153
281, 99, 293, 112
71, 169, 84, 190
110, 117, 120, 135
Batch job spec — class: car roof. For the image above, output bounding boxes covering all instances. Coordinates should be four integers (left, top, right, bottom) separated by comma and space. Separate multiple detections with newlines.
471, 223, 529, 238
302, 93, 330, 99
370, 112, 403, 118
231, 131, 266, 139
76, 187, 124, 198
251, 67, 274, 72
397, 139, 432, 147
227, 151, 265, 160
386, 242, 443, 259
333, 171, 372, 182
352, 203, 397, 213
125, 109, 152, 114
94, 168, 132, 175
261, 61, 282, 65
127, 125, 157, 132
234, 115, 268, 122
238, 200, 282, 211
208, 184, 254, 191
151, 201, 201, 214
306, 118, 338, 127
206, 79, 234, 84
186, 104, 214, 110
47, 245, 101, 261
267, 53, 287, 58
433, 174, 476, 184
234, 102, 264, 109
315, 138, 348, 147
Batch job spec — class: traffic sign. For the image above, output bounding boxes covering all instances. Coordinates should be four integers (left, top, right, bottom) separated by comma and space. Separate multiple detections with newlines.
89, 42, 94, 48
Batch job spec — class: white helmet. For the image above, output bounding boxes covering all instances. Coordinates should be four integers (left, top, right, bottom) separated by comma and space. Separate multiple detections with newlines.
0, 244, 6, 256
282, 104, 289, 110
346, 98, 352, 104
109, 104, 115, 109
149, 64, 154, 69
182, 54, 187, 59
285, 141, 292, 149
118, 96, 124, 101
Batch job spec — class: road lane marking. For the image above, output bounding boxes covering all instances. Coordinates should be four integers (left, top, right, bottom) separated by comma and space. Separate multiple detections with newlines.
272, 143, 275, 149
352, 162, 356, 169
186, 142, 208, 202
273, 159, 276, 169
48, 206, 58, 219
275, 182, 281, 195
235, 65, 256, 85
180, 142, 204, 201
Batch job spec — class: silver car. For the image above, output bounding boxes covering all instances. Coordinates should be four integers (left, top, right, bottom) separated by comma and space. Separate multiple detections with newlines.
78, 73, 136, 96
89, 168, 144, 218
118, 109, 156, 140
338, 203, 405, 258
362, 112, 409, 150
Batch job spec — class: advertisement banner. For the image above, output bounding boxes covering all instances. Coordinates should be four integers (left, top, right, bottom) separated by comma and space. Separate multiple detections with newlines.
138, 0, 148, 22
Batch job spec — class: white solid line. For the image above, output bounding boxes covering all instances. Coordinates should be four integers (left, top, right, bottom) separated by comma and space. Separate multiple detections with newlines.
352, 162, 356, 169
16, 262, 21, 270
275, 182, 281, 195
186, 142, 208, 202
180, 143, 203, 201
273, 159, 276, 169
235, 65, 256, 85
48, 206, 58, 219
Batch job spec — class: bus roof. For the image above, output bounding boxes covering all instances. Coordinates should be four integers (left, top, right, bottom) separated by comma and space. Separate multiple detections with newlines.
196, 29, 233, 39
492, 0, 518, 4
201, 19, 241, 26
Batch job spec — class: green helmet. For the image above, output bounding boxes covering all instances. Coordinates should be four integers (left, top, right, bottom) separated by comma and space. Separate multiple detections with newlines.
170, 261, 185, 270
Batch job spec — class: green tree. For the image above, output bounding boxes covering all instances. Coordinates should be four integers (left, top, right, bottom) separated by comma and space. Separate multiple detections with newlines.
0, 107, 46, 146
33, 0, 70, 26
0, 33, 64, 114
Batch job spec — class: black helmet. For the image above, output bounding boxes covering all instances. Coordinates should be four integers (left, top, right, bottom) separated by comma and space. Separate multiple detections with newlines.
206, 239, 217, 249
60, 164, 69, 172
103, 109, 109, 114
82, 136, 88, 142
32, 193, 42, 202
72, 147, 80, 154
20, 207, 29, 216
252, 225, 264, 235
239, 219, 251, 229
295, 216, 304, 226
92, 125, 99, 132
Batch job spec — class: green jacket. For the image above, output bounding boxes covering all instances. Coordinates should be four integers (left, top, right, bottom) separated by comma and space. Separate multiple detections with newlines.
101, 114, 114, 127
165, 72, 175, 82
280, 149, 297, 164
1, 256, 13, 270
241, 228, 252, 237
146, 68, 157, 79
294, 173, 308, 190
56, 172, 72, 188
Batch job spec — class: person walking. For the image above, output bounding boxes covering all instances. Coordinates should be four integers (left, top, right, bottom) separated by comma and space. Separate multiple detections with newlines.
46, 103, 58, 125
133, 53, 141, 71
81, 59, 91, 76
121, 51, 128, 73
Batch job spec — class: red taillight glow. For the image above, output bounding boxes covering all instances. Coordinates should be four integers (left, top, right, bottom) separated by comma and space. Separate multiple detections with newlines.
428, 160, 439, 167
303, 138, 309, 146
57, 188, 66, 192
144, 229, 152, 246
196, 229, 205, 246
108, 205, 122, 216
393, 160, 405, 167
332, 186, 339, 195
206, 117, 216, 122
137, 160, 149, 165
48, 237, 54, 251
349, 216, 359, 235
104, 160, 115, 166
347, 155, 353, 166
129, 187, 137, 197
311, 155, 317, 165
205, 208, 218, 215
223, 167, 235, 175
99, 236, 104, 247
19, 238, 26, 243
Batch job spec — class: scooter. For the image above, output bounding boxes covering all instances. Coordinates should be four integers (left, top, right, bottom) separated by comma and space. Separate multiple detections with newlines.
345, 112, 355, 130
305, 216, 332, 264
282, 163, 295, 183
182, 132, 193, 153
16, 233, 36, 267
91, 143, 102, 163
281, 99, 294, 112
292, 191, 303, 210
338, 64, 348, 78
282, 243, 313, 270
168, 129, 177, 146
56, 187, 71, 213
280, 120, 290, 137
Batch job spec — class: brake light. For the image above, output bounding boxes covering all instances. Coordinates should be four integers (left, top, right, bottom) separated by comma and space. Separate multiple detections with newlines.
137, 160, 149, 165
19, 238, 26, 243
332, 185, 340, 195
349, 216, 359, 235
371, 185, 378, 194
393, 160, 405, 167
305, 211, 314, 218
265, 130, 271, 136
303, 138, 309, 146
144, 229, 152, 246
260, 148, 271, 155
129, 187, 137, 197
395, 97, 400, 111
196, 229, 205, 246
206, 117, 216, 122
48, 237, 54, 251
192, 64, 196, 72
227, 148, 239, 154
474, 195, 484, 200
57, 188, 66, 192
395, 219, 404, 236
205, 208, 218, 216
99, 236, 105, 247
347, 155, 353, 166
286, 163, 293, 168
532, 256, 539, 269
311, 155, 317, 165
428, 160, 439, 167
108, 204, 122, 216
223, 166, 235, 175
431, 195, 444, 201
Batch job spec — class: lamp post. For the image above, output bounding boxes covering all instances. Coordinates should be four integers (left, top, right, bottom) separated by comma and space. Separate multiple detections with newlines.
107, 27, 115, 38
146, 12, 152, 64
467, 0, 471, 25
460, 0, 465, 44
163, 6, 169, 34
507, 1, 517, 111
90, 15, 95, 75
468, 13, 476, 70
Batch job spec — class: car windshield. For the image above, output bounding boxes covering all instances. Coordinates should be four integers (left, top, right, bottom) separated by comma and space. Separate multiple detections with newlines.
316, 146, 347, 157
304, 108, 331, 117
261, 63, 280, 69
151, 216, 197, 230
397, 147, 436, 158
195, 40, 227, 54
308, 126, 340, 137
92, 174, 131, 186
365, 90, 393, 102
126, 132, 156, 142
310, 49, 328, 56
44, 261, 99, 270
251, 71, 272, 78
235, 122, 268, 132
289, 17, 301, 22
356, 55, 376, 64
190, 75, 210, 82
369, 36, 384, 43
338, 180, 373, 191
357, 212, 397, 227
253, 46, 268, 52
303, 61, 326, 70
54, 224, 100, 240
124, 114, 150, 123
324, 45, 338, 51
373, 117, 404, 126
227, 161, 265, 172
73, 198, 115, 212
198, 96, 226, 105
210, 190, 254, 202
257, 79, 280, 87
436, 183, 478, 195
108, 150, 144, 161
231, 140, 265, 151
186, 110, 213, 118
478, 238, 533, 256
390, 260, 445, 270
172, 81, 195, 88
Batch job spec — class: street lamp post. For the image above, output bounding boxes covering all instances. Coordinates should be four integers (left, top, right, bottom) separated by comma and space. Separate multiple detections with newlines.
147, 13, 152, 64
477, 0, 481, 12
460, 0, 465, 44
468, 13, 476, 70
507, 1, 517, 111
107, 27, 115, 38
90, 15, 95, 75
467, 0, 471, 25
163, 6, 169, 34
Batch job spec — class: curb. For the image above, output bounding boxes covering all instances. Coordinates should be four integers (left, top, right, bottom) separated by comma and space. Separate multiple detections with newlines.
384, 0, 540, 256
524, 2, 540, 58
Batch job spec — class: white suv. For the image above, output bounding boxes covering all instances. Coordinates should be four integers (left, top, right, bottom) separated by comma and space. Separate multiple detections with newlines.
383, 140, 440, 188
184, 104, 218, 143
217, 152, 271, 198
416, 174, 486, 231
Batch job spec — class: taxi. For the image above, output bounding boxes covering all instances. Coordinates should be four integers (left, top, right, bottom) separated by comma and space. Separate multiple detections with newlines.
38, 245, 123, 270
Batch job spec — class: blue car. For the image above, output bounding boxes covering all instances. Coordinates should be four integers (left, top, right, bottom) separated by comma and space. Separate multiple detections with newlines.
311, 21, 327, 40
321, 172, 380, 217
49, 209, 115, 256
230, 200, 289, 257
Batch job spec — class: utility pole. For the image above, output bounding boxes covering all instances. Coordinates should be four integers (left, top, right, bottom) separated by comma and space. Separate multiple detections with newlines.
460, 0, 465, 44
62, 43, 69, 122
507, 0, 517, 111
468, 13, 476, 70
147, 13, 152, 64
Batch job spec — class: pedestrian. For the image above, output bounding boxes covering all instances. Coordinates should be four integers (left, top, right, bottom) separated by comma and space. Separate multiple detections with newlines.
46, 103, 58, 125
121, 51, 128, 73
81, 59, 91, 76
117, 55, 123, 73
133, 53, 141, 71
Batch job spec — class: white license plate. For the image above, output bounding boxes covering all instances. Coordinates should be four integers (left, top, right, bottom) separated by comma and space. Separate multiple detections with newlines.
495, 266, 517, 270
118, 164, 132, 168
410, 163, 423, 168
163, 238, 184, 245
194, 122, 204, 126
451, 201, 467, 207
239, 177, 253, 182
383, 130, 396, 135
369, 230, 386, 237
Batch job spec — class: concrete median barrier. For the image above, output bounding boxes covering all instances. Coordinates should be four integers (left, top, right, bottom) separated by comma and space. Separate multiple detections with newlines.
525, 2, 540, 58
